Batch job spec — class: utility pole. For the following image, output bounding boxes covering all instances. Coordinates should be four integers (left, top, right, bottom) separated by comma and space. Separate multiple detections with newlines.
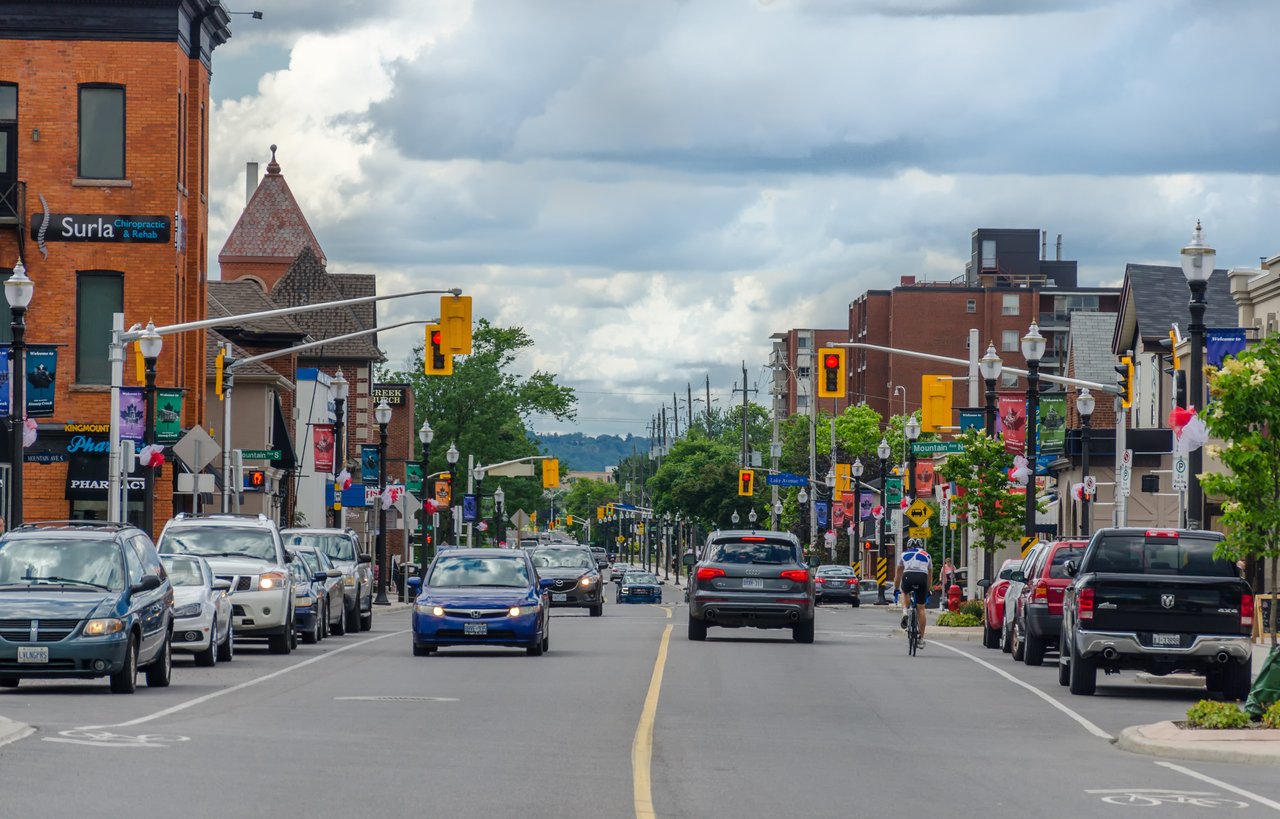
687, 382, 694, 433
672, 393, 680, 438
706, 374, 713, 435
731, 362, 757, 469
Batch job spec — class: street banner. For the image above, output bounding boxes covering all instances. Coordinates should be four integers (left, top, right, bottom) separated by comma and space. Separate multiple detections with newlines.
914, 458, 935, 495
119, 388, 145, 442
859, 491, 874, 519
998, 394, 1026, 454
1206, 328, 1247, 368
1039, 395, 1066, 455
815, 501, 829, 528
406, 462, 423, 494
886, 476, 903, 505
434, 479, 452, 507
154, 389, 183, 443
843, 494, 858, 522
462, 493, 478, 523
25, 346, 57, 417
959, 409, 985, 432
313, 424, 335, 473
833, 502, 845, 527
0, 345, 9, 416
360, 444, 379, 482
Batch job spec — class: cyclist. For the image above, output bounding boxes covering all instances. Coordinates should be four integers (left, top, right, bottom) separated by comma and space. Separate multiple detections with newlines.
894, 537, 933, 648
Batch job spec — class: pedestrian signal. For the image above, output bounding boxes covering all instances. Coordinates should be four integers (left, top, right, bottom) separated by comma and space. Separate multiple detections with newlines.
817, 348, 846, 399
738, 468, 755, 497
424, 324, 453, 376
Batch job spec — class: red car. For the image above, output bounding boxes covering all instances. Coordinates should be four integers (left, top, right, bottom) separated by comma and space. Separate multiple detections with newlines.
1010, 539, 1088, 666
982, 559, 1023, 649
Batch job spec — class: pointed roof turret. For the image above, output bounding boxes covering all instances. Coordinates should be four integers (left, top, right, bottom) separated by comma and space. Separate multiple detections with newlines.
218, 145, 326, 269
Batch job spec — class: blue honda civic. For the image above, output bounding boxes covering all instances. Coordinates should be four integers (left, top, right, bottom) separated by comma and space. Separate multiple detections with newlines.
409, 549, 550, 656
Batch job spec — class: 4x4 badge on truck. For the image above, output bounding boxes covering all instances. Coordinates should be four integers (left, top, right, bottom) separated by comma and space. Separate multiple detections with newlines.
1161, 594, 1175, 609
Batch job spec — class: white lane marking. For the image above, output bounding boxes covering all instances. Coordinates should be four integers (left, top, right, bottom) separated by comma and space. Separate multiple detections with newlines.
81, 629, 407, 730
932, 641, 1113, 740
1155, 761, 1280, 811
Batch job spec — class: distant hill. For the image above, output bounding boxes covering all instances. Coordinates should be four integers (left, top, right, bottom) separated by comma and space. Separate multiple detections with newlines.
535, 433, 650, 472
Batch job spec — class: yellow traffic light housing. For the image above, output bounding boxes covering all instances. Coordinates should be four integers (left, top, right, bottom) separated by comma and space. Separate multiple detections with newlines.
440, 295, 473, 355
542, 458, 560, 489
424, 323, 453, 376
920, 374, 954, 433
1115, 355, 1134, 409
738, 468, 755, 497
816, 347, 846, 399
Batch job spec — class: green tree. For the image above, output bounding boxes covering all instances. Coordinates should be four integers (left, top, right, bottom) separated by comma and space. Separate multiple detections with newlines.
648, 437, 758, 530
936, 429, 1022, 578
560, 477, 619, 547
1200, 338, 1280, 643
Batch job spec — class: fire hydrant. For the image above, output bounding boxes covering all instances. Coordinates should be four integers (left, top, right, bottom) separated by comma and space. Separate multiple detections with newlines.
947, 584, 962, 612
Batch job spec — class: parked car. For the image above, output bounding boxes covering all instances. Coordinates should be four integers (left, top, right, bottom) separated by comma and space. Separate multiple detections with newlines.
290, 546, 347, 638
617, 571, 662, 603
611, 562, 636, 583
282, 528, 373, 631
162, 554, 234, 666
859, 578, 883, 602
530, 547, 604, 616
687, 530, 815, 643
158, 513, 297, 654
1009, 540, 1087, 665
1060, 528, 1254, 698
408, 548, 550, 656
289, 558, 323, 645
0, 521, 173, 693
815, 565, 859, 607
1002, 540, 1048, 653
979, 558, 1022, 649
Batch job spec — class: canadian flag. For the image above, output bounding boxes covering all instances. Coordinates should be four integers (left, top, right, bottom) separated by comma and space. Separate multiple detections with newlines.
138, 444, 165, 468
380, 484, 405, 511
424, 498, 438, 515
336, 469, 353, 491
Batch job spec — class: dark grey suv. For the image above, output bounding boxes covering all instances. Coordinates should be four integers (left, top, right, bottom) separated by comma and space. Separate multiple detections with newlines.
687, 530, 815, 643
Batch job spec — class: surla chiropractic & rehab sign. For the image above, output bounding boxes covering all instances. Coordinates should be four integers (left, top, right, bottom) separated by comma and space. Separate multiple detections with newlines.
31, 214, 171, 243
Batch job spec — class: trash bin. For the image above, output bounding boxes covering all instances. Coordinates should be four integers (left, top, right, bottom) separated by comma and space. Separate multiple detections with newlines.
397, 564, 419, 602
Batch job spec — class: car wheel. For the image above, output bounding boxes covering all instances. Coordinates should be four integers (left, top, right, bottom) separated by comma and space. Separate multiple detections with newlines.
268, 627, 292, 655
982, 622, 1000, 649
793, 618, 815, 644
360, 609, 373, 631
542, 630, 550, 652
688, 617, 707, 641
526, 638, 544, 656
1011, 622, 1025, 662
217, 624, 234, 663
145, 633, 173, 688
332, 603, 346, 636
589, 603, 603, 617
194, 618, 218, 667
319, 604, 328, 640
109, 635, 138, 694
1022, 631, 1046, 666
1000, 623, 1013, 654
851, 599, 860, 608
302, 616, 319, 645
0, 678, 16, 688
1068, 648, 1097, 695
413, 643, 432, 657
1222, 660, 1252, 701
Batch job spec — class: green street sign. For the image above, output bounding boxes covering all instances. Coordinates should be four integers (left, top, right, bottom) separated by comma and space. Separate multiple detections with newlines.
886, 476, 903, 505
911, 442, 963, 455
241, 449, 281, 460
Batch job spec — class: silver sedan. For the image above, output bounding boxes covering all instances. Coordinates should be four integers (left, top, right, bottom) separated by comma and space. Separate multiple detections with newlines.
162, 554, 234, 666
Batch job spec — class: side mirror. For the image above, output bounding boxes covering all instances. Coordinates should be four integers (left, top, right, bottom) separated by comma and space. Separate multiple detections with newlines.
976, 578, 991, 589
539, 578, 556, 590
1064, 560, 1078, 577
283, 551, 295, 563
1010, 571, 1026, 583
807, 556, 820, 568
313, 571, 329, 583
212, 579, 232, 592
327, 569, 343, 579
131, 574, 162, 594
681, 553, 697, 567
407, 577, 422, 592
357, 554, 373, 564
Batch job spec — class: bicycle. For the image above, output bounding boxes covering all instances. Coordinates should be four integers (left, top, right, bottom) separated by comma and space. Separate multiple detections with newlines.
896, 588, 921, 656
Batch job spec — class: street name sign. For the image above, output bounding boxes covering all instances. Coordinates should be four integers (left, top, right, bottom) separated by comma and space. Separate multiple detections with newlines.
240, 449, 280, 460
766, 472, 808, 487
911, 441, 963, 455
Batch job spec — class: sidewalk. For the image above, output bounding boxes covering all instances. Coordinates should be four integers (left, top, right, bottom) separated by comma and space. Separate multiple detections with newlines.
872, 601, 983, 643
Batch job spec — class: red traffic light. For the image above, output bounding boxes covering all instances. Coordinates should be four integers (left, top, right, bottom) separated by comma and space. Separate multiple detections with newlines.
431, 330, 443, 346
824, 354, 839, 369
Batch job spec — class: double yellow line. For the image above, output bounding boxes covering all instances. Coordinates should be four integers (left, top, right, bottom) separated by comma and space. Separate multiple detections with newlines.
632, 607, 673, 818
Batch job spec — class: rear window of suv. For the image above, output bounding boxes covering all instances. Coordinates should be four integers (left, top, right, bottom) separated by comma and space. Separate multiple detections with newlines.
1047, 545, 1085, 579
707, 539, 797, 565
1089, 533, 1233, 577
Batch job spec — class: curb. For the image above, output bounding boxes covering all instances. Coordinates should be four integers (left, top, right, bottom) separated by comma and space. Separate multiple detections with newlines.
375, 602, 413, 614
1117, 721, 1280, 767
0, 717, 34, 748
1134, 672, 1204, 688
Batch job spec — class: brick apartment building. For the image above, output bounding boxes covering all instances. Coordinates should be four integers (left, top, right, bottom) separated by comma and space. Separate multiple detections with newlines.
768, 328, 856, 419
0, 2, 230, 534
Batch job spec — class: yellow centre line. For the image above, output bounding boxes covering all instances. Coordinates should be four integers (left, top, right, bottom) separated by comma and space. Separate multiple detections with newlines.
632, 619, 673, 818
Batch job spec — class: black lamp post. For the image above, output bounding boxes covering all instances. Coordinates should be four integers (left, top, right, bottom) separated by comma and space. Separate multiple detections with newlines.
445, 442, 459, 544
418, 418, 432, 560
1076, 388, 1095, 537
472, 465, 486, 546
876, 436, 890, 604
5, 259, 32, 527
138, 322, 163, 536
330, 368, 348, 529
797, 487, 809, 558
1021, 322, 1046, 540
373, 400, 392, 605
979, 342, 1003, 437
1181, 221, 1215, 530
493, 484, 505, 548
904, 416, 921, 501
851, 457, 864, 567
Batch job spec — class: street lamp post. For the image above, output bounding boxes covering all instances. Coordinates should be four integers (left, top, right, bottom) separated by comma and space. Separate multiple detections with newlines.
876, 437, 891, 604
904, 416, 921, 501
330, 369, 348, 529
1076, 389, 1095, 537
748, 507, 757, 529
1021, 322, 1046, 540
852, 458, 864, 567
445, 443, 459, 544
138, 322, 163, 536
471, 465, 485, 546
797, 487, 809, 558
418, 419, 433, 560
1181, 221, 1215, 530
979, 342, 1003, 437
5, 260, 32, 527
373, 400, 392, 605
493, 485, 505, 548
731, 510, 740, 527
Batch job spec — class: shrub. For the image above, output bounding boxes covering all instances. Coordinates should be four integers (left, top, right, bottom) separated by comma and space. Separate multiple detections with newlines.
1263, 701, 1280, 730
1186, 700, 1250, 729
958, 599, 984, 621
937, 612, 981, 627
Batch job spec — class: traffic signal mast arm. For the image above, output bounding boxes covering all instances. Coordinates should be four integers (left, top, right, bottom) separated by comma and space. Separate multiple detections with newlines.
227, 319, 431, 372
838, 342, 1122, 395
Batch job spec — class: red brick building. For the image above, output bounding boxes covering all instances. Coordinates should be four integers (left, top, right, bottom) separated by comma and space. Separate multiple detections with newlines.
0, 2, 231, 534
768, 328, 856, 419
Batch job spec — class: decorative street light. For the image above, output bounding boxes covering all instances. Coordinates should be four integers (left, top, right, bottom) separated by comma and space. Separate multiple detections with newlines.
472, 465, 486, 547
329, 369, 349, 528
876, 436, 891, 604
1021, 321, 1046, 540
851, 458, 865, 562
373, 400, 393, 605
797, 486, 809, 555
978, 342, 1003, 437
493, 484, 505, 547
1076, 388, 1095, 537
445, 442, 459, 544
418, 418, 433, 560
138, 321, 163, 536
904, 415, 921, 500
1181, 221, 1215, 529
5, 260, 33, 527
825, 466, 836, 488
731, 510, 740, 526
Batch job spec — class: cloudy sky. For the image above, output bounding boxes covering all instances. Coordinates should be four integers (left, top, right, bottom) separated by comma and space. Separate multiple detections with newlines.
206, 0, 1280, 437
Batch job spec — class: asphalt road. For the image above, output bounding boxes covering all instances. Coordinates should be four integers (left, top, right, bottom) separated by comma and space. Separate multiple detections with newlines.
2, 589, 1279, 818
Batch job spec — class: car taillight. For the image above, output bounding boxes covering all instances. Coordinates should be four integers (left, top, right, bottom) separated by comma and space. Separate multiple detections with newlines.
1032, 581, 1047, 601
1079, 587, 1094, 621
815, 577, 825, 584
1144, 529, 1178, 538
780, 569, 809, 583
847, 578, 857, 586
696, 567, 725, 581
1241, 594, 1254, 627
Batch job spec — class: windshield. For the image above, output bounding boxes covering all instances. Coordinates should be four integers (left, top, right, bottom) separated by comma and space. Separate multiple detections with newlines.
295, 550, 320, 573
817, 567, 854, 577
626, 573, 658, 585
285, 533, 356, 562
708, 540, 797, 565
998, 561, 1022, 581
429, 557, 531, 588
531, 549, 595, 570
1089, 534, 1235, 577
0, 538, 124, 590
161, 556, 204, 587
160, 527, 278, 561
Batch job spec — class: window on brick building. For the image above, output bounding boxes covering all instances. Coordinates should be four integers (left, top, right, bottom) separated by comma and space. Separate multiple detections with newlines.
966, 299, 976, 313
76, 272, 123, 383
1001, 329, 1018, 352
1002, 294, 1020, 316
0, 84, 15, 220
1001, 372, 1019, 388
78, 85, 125, 179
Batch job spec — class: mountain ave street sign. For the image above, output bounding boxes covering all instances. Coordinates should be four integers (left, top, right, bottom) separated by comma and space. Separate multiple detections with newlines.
911, 441, 963, 455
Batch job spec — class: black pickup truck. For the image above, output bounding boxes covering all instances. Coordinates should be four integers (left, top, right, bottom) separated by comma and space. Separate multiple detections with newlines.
1059, 528, 1254, 699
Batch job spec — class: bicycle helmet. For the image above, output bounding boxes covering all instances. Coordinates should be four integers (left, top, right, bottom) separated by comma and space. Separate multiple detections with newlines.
905, 537, 926, 550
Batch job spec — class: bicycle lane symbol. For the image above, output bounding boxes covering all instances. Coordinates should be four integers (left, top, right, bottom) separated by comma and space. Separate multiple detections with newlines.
43, 728, 191, 748
1085, 789, 1249, 809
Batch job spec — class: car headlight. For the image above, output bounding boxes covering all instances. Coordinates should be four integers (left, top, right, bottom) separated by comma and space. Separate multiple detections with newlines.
414, 603, 445, 616
579, 576, 596, 587
83, 618, 125, 637
342, 574, 356, 587
173, 602, 203, 618
508, 606, 522, 617
259, 571, 287, 591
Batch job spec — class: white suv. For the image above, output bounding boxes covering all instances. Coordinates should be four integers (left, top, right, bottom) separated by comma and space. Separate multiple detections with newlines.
157, 514, 297, 654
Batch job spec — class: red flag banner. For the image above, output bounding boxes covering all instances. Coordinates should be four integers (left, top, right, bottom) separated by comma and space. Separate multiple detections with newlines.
313, 424, 335, 473
914, 458, 935, 495
833, 502, 845, 527
997, 394, 1026, 454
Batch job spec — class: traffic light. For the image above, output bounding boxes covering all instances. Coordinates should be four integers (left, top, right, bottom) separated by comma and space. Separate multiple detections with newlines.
816, 347, 846, 399
542, 458, 560, 489
1169, 329, 1180, 371
215, 347, 226, 399
596, 505, 604, 522
424, 324, 453, 376
1115, 354, 1134, 409
920, 374, 954, 433
738, 468, 755, 497
440, 295, 473, 355
566, 515, 574, 526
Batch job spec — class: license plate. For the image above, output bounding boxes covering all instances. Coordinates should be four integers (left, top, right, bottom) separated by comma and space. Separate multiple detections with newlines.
552, 593, 567, 602
742, 578, 764, 589
17, 646, 48, 664
463, 623, 487, 636
1152, 633, 1180, 647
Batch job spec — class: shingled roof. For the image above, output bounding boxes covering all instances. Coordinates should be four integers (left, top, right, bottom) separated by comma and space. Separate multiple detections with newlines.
218, 146, 327, 265
1067, 312, 1119, 387
1113, 264, 1237, 354
208, 279, 309, 338
204, 331, 288, 380
270, 247, 383, 362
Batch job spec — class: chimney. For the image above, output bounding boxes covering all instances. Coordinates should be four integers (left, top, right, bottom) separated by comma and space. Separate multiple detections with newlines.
1041, 230, 1047, 260
246, 161, 259, 205
1056, 233, 1063, 261
900, 275, 916, 286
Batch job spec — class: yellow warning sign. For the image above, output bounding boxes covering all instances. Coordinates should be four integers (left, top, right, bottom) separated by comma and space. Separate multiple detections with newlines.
906, 499, 933, 527
876, 556, 888, 584
1020, 535, 1038, 558
908, 526, 932, 539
